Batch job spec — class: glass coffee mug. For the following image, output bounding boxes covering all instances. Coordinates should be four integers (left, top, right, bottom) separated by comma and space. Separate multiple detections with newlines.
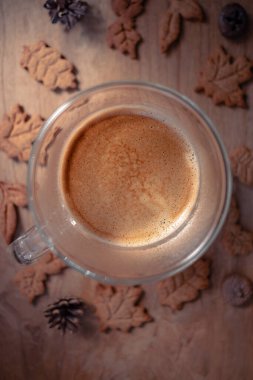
9, 81, 232, 284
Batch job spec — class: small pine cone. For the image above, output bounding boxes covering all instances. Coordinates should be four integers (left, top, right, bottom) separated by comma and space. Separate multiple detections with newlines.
44, 298, 85, 333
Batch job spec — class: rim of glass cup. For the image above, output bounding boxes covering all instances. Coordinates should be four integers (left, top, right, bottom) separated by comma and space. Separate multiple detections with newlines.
28, 80, 232, 285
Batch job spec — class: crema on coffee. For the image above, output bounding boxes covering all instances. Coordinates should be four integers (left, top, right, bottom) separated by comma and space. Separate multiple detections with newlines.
60, 114, 199, 246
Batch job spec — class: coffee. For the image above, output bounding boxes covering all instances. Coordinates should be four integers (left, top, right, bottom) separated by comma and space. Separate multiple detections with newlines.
60, 114, 199, 246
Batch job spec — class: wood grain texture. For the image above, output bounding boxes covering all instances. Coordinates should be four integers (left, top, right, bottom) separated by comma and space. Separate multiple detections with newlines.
0, 1, 253, 379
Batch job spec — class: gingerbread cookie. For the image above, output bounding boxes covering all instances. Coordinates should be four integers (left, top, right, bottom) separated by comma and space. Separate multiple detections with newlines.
230, 146, 253, 187
20, 41, 77, 91
107, 0, 145, 59
195, 46, 253, 108
94, 284, 152, 332
0, 105, 44, 162
0, 182, 27, 243
158, 258, 211, 311
14, 252, 67, 303
159, 0, 204, 54
221, 195, 253, 256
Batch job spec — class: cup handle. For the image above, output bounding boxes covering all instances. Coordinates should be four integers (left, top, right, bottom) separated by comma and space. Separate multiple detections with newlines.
8, 226, 50, 264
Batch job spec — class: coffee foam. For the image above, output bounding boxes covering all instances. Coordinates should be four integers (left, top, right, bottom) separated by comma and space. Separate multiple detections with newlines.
61, 114, 199, 246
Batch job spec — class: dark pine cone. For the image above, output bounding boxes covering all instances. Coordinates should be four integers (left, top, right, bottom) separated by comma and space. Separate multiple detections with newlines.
44, 298, 85, 333
44, 0, 89, 30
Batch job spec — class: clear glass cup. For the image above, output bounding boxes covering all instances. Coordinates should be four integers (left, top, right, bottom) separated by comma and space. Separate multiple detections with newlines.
9, 81, 232, 285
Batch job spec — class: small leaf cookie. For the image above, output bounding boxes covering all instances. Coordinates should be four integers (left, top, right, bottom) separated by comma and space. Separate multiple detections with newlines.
0, 182, 27, 244
111, 0, 145, 18
230, 146, 253, 187
195, 46, 253, 107
222, 224, 253, 256
94, 284, 152, 332
157, 258, 211, 311
159, 0, 204, 54
107, 18, 142, 59
221, 195, 253, 256
0, 105, 44, 162
107, 0, 145, 59
14, 252, 67, 303
20, 41, 77, 91
159, 10, 181, 54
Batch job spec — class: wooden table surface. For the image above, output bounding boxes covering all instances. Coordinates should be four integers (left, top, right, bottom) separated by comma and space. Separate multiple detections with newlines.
1, 1, 253, 379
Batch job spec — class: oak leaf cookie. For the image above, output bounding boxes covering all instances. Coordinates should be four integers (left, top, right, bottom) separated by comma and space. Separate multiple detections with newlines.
107, 17, 142, 59
222, 224, 253, 256
111, 0, 145, 18
0, 104, 44, 162
107, 0, 145, 59
159, 0, 204, 54
94, 284, 152, 332
157, 258, 211, 311
230, 146, 253, 187
14, 252, 67, 303
221, 195, 253, 256
195, 46, 253, 107
20, 41, 77, 91
0, 182, 27, 244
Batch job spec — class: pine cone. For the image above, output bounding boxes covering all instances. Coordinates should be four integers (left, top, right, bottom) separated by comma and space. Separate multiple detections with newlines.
44, 298, 85, 333
44, 0, 89, 30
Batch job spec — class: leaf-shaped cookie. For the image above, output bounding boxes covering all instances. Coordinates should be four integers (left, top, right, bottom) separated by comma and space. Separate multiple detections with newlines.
159, 10, 181, 54
230, 146, 253, 186
107, 18, 142, 59
14, 252, 67, 303
0, 182, 27, 244
159, 0, 203, 54
94, 284, 152, 332
195, 46, 253, 108
221, 194, 253, 256
0, 105, 44, 162
111, 0, 144, 18
20, 41, 77, 91
158, 258, 211, 311
171, 0, 204, 20
222, 224, 253, 256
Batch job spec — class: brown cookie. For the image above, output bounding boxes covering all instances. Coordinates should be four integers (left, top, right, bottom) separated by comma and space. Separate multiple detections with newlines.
222, 274, 253, 307
159, 10, 181, 54
0, 104, 44, 162
94, 284, 152, 332
0, 182, 27, 243
195, 46, 253, 108
171, 0, 204, 20
107, 17, 142, 60
157, 258, 211, 311
230, 145, 253, 187
221, 195, 253, 256
20, 41, 77, 91
222, 224, 253, 256
14, 252, 67, 303
159, 0, 204, 54
111, 0, 144, 18
107, 0, 145, 59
